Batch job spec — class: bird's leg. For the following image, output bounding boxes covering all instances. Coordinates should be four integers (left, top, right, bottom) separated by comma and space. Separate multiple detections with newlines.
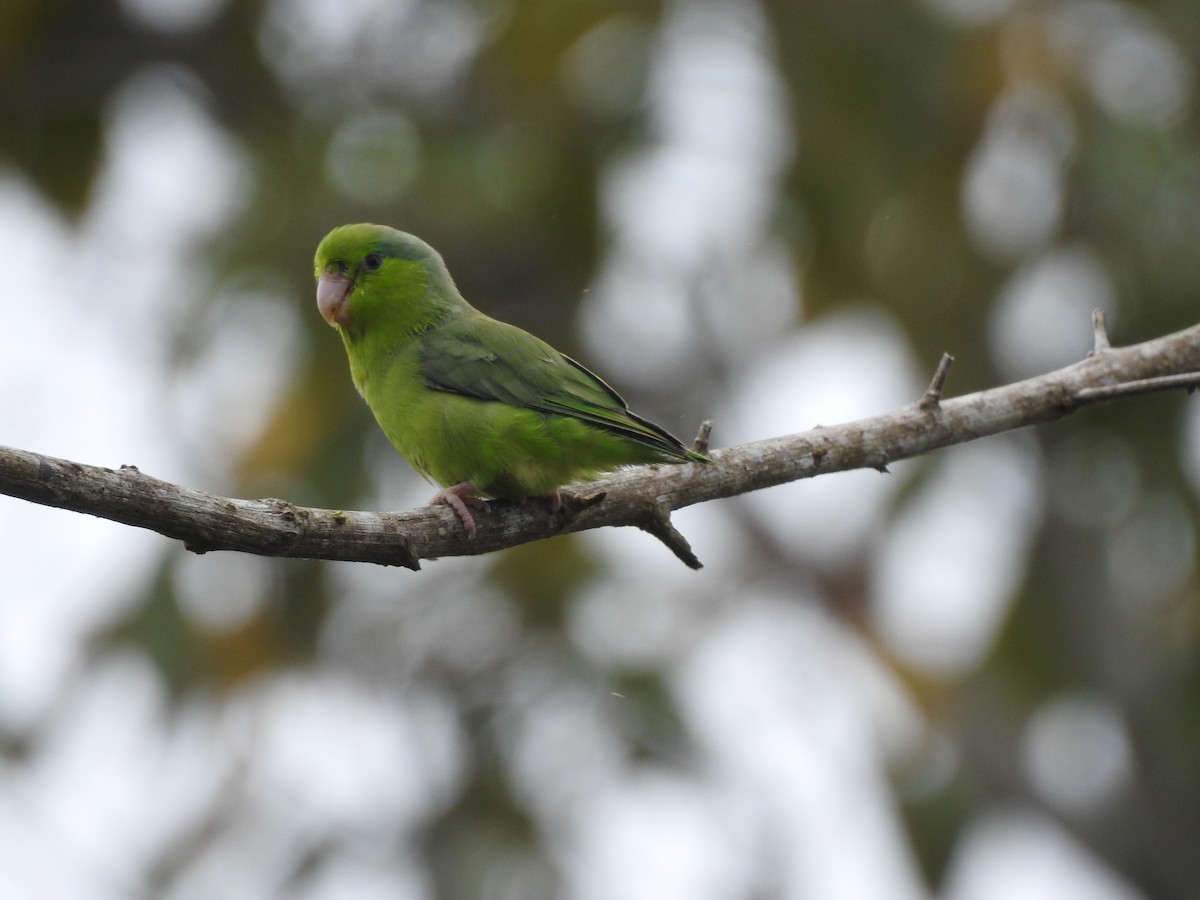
546, 490, 562, 513
429, 482, 489, 538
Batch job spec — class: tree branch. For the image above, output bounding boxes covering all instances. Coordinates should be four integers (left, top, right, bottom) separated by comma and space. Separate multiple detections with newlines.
2, 320, 1198, 569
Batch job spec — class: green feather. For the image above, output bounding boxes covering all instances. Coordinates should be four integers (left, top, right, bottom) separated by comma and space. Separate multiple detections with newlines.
419, 315, 704, 463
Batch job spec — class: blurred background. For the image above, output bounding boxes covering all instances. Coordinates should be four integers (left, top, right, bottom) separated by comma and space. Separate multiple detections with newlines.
2, 0, 1199, 897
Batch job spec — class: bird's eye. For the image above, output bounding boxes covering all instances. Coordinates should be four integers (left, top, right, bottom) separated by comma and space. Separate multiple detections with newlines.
363, 253, 383, 271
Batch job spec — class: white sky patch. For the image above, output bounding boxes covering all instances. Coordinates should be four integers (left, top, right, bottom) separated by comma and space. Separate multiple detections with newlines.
581, 0, 795, 386
120, 0, 227, 33
296, 851, 432, 900
0, 64, 290, 739
172, 550, 275, 631
672, 597, 926, 900
567, 563, 731, 670
988, 244, 1115, 381
226, 673, 464, 834
81, 65, 252, 355
720, 307, 923, 568
261, 0, 416, 84
565, 770, 756, 900
7, 654, 228, 896
962, 87, 1075, 259
942, 807, 1146, 900
320, 561, 519, 681
1050, 1, 1193, 129
870, 437, 1043, 675
259, 0, 485, 107
0, 172, 168, 732
1019, 693, 1134, 816
166, 279, 303, 483
502, 674, 632, 823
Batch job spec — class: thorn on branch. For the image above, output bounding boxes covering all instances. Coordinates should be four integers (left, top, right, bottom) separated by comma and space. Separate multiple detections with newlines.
1091, 309, 1111, 355
635, 502, 703, 570
555, 489, 607, 530
692, 420, 714, 455
919, 353, 955, 411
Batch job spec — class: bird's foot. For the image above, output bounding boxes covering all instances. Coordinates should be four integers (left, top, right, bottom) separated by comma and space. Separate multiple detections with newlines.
546, 490, 562, 513
429, 482, 489, 538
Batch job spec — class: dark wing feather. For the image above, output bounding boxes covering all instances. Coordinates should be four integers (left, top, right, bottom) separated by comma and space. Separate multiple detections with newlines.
419, 314, 699, 460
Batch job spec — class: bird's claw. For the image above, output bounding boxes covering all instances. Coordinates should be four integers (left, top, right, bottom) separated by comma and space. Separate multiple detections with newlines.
429, 482, 488, 538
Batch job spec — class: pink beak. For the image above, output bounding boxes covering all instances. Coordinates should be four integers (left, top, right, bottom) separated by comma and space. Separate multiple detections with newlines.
317, 273, 353, 326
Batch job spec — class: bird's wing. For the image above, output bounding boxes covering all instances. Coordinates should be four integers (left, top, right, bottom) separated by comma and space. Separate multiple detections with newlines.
419, 314, 697, 460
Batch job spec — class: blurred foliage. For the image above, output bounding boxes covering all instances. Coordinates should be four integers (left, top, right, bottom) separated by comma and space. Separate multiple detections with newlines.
4, 0, 1200, 897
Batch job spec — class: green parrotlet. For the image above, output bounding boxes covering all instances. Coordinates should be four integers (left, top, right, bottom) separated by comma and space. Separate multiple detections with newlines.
315, 223, 709, 537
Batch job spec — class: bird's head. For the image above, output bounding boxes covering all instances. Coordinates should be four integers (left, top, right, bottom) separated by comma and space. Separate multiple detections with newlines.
313, 224, 459, 336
